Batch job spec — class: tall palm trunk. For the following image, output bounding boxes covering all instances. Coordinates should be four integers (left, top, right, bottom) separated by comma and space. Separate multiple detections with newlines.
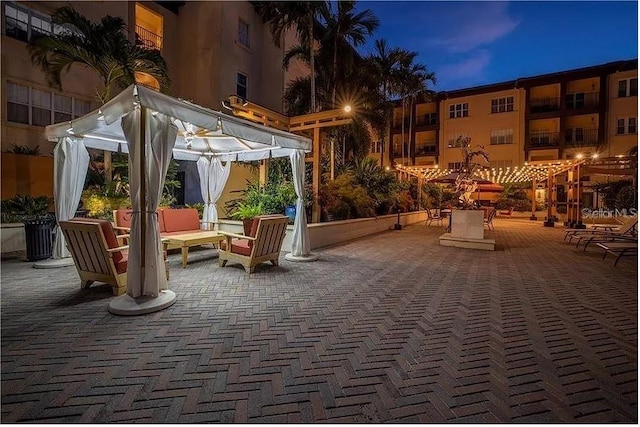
309, 12, 316, 113
401, 98, 406, 165
408, 98, 414, 165
332, 30, 339, 108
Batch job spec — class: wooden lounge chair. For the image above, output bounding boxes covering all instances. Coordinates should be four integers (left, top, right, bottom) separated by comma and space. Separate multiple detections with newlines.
218, 215, 288, 273
426, 209, 444, 227
596, 242, 638, 266
60, 218, 168, 295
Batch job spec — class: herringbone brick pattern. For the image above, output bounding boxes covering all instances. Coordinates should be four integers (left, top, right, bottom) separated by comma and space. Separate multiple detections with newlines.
1, 219, 636, 422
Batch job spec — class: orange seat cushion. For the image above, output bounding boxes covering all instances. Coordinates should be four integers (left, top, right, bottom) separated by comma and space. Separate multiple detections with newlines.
161, 208, 200, 233
220, 238, 252, 256
114, 209, 134, 229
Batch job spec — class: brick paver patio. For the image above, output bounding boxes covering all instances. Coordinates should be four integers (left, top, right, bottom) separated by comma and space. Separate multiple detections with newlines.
1, 218, 637, 423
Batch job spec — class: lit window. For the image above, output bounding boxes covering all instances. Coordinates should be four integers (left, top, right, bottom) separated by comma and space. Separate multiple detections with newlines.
236, 72, 248, 99
238, 19, 250, 48
490, 97, 514, 113
618, 78, 638, 97
490, 129, 513, 145
449, 103, 468, 119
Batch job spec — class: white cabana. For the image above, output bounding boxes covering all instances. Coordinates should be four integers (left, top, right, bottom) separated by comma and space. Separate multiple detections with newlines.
45, 85, 313, 315
197, 157, 231, 230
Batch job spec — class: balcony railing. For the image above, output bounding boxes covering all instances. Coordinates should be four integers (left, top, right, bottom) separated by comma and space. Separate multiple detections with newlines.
415, 113, 438, 127
564, 128, 598, 147
529, 97, 561, 113
564, 92, 600, 110
415, 144, 437, 156
136, 25, 162, 50
529, 132, 559, 148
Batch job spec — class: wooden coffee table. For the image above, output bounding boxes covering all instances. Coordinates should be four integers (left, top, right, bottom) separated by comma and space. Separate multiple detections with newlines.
166, 231, 225, 268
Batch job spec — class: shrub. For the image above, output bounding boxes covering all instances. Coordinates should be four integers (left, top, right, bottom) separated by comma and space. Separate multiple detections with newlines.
319, 174, 375, 220
81, 190, 130, 220
1, 194, 52, 222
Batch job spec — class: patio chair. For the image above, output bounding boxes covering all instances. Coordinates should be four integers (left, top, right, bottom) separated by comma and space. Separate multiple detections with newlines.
596, 242, 638, 266
498, 207, 514, 217
60, 218, 168, 295
426, 209, 444, 227
564, 216, 637, 242
483, 208, 497, 231
218, 215, 288, 273
572, 218, 637, 248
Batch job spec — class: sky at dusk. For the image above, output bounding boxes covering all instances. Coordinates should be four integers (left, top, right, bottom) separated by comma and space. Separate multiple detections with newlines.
357, 1, 638, 91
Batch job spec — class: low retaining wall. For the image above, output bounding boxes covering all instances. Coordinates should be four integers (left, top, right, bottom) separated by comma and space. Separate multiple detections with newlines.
219, 211, 427, 252
1, 223, 26, 254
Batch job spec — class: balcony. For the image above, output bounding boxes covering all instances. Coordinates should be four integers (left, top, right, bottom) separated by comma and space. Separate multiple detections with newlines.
564, 128, 598, 147
415, 113, 438, 127
529, 132, 559, 148
415, 143, 437, 156
529, 97, 561, 114
564, 92, 599, 110
136, 25, 162, 50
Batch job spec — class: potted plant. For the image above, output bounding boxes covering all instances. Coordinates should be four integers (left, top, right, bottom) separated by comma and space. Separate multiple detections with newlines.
231, 202, 264, 236
2, 195, 56, 261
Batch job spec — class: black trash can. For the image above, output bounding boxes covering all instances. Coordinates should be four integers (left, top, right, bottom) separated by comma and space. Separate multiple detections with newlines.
23, 216, 56, 261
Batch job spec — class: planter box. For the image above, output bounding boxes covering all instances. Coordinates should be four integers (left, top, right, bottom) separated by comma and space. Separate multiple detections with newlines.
451, 210, 485, 239
1, 223, 26, 254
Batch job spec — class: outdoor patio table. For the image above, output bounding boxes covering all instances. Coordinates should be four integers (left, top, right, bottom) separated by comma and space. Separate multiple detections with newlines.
165, 231, 225, 268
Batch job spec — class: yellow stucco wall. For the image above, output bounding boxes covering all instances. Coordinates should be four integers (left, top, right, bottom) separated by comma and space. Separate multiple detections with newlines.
607, 70, 638, 156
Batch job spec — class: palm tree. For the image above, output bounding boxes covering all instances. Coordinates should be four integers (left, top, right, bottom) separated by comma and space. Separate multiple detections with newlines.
323, 1, 379, 108
28, 6, 170, 103
254, 1, 329, 113
362, 39, 415, 165
27, 6, 170, 183
397, 59, 436, 164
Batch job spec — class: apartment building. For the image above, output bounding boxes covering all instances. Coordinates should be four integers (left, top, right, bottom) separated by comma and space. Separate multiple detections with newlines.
384, 59, 638, 171
1, 1, 305, 205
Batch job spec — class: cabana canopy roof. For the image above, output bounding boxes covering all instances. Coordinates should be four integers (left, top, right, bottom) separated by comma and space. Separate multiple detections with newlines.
45, 85, 311, 162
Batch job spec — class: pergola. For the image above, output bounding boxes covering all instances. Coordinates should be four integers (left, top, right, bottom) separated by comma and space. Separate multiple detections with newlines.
394, 155, 636, 226
44, 85, 313, 315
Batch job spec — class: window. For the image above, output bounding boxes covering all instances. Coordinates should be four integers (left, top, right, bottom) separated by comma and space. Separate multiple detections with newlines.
31, 88, 51, 126
6, 82, 29, 124
618, 78, 638, 97
490, 129, 514, 145
449, 103, 468, 119
4, 2, 58, 42
617, 117, 637, 135
6, 82, 92, 126
74, 99, 91, 119
565, 92, 585, 109
370, 140, 382, 153
491, 96, 514, 113
236, 72, 248, 99
565, 127, 584, 143
447, 134, 469, 148
5, 3, 29, 41
448, 162, 464, 171
238, 19, 250, 48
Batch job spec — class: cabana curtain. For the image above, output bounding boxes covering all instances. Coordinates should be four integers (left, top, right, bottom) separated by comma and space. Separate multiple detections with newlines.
122, 108, 178, 298
52, 137, 90, 259
290, 150, 311, 257
197, 157, 231, 230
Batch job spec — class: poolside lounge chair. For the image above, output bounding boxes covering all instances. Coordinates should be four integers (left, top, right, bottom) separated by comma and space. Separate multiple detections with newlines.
596, 242, 638, 266
218, 215, 288, 273
573, 218, 637, 249
564, 216, 637, 242
498, 207, 514, 217
426, 209, 444, 227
